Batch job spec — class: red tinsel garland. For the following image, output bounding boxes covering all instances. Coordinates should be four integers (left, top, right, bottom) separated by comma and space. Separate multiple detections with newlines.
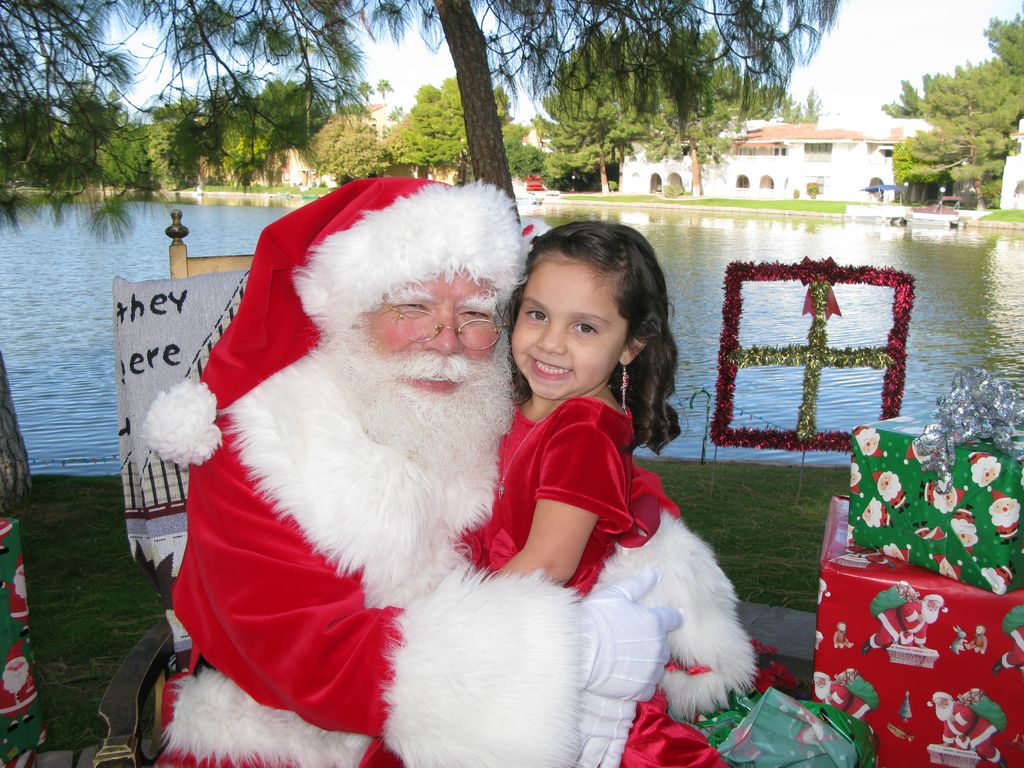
711, 258, 915, 452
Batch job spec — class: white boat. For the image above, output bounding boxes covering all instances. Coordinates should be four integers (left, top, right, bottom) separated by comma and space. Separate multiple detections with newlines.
845, 204, 908, 225
908, 197, 961, 228
515, 194, 544, 215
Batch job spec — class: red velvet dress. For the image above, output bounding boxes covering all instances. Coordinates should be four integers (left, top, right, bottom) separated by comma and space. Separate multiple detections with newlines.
475, 398, 634, 592
469, 397, 726, 768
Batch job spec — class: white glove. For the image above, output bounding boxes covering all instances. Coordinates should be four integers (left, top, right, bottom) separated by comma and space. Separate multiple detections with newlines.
577, 690, 637, 768
578, 567, 684, 701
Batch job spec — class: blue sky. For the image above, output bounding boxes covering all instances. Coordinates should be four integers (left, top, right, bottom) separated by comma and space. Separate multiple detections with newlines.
787, 0, 1022, 123
363, 0, 1023, 124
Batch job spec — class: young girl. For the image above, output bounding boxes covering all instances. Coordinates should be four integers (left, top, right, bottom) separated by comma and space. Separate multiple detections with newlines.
474, 219, 681, 592
465, 220, 735, 768
471, 221, 727, 768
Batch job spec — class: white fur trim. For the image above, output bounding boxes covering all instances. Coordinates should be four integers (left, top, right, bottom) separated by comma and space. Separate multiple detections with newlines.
385, 567, 583, 768
520, 216, 551, 245
143, 380, 222, 466
599, 512, 756, 718
294, 183, 525, 329
164, 670, 369, 768
228, 355, 494, 607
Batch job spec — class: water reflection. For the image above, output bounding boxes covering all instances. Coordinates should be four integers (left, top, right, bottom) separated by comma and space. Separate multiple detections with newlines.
546, 205, 1024, 466
3, 200, 1024, 474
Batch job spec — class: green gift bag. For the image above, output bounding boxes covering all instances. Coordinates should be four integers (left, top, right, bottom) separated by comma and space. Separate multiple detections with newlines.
696, 688, 876, 768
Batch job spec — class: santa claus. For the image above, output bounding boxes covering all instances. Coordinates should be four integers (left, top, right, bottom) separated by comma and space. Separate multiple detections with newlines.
812, 669, 878, 720
1, 557, 30, 637
860, 497, 889, 528
924, 480, 963, 514
969, 452, 1002, 488
144, 178, 753, 768
862, 581, 945, 654
992, 604, 1024, 675
0, 642, 37, 729
853, 426, 881, 458
930, 688, 1006, 766
988, 490, 1020, 539
872, 470, 905, 508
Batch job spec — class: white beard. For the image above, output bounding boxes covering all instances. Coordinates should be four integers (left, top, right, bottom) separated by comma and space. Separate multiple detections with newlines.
325, 333, 514, 483
3, 662, 27, 695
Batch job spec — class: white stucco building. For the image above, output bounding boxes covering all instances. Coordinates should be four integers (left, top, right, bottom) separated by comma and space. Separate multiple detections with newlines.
621, 116, 931, 202
1000, 120, 1024, 209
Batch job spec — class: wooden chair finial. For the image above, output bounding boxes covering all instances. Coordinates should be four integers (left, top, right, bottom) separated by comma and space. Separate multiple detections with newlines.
166, 209, 190, 245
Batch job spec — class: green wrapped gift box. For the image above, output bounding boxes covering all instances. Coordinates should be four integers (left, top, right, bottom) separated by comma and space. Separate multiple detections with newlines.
849, 415, 1024, 594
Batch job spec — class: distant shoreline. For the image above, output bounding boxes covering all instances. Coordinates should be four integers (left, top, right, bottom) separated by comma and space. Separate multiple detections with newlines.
546, 194, 1024, 231
171, 187, 1024, 231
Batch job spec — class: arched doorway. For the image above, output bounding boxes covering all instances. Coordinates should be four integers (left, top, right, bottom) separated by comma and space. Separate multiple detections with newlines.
759, 176, 774, 190
667, 172, 683, 189
736, 175, 750, 189
650, 174, 663, 194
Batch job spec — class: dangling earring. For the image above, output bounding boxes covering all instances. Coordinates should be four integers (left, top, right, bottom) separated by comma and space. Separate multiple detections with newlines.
620, 365, 630, 412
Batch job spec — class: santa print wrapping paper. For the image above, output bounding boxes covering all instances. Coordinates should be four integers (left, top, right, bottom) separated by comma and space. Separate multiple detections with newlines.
0, 520, 43, 764
815, 497, 1024, 768
850, 414, 1024, 594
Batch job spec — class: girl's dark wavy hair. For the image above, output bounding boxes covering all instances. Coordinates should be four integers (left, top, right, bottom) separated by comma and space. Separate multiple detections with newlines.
508, 220, 680, 453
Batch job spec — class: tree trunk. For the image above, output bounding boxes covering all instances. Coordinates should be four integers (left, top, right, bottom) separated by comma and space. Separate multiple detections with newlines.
599, 147, 609, 194
0, 349, 30, 513
434, 0, 514, 197
689, 140, 703, 197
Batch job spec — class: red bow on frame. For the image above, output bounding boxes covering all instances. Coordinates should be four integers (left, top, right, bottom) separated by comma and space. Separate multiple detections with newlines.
799, 256, 843, 319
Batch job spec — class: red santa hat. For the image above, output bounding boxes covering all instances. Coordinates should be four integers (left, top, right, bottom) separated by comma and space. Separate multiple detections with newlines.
144, 178, 534, 467
930, 553, 961, 581
5, 642, 24, 669
915, 525, 946, 541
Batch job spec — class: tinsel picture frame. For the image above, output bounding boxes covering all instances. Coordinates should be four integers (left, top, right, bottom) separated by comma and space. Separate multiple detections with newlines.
711, 257, 915, 452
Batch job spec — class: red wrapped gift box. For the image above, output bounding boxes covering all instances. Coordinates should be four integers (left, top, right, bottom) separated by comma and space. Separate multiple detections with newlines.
814, 496, 1024, 768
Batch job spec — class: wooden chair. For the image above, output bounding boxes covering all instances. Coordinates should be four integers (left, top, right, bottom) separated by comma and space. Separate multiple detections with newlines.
96, 211, 253, 768
165, 210, 254, 280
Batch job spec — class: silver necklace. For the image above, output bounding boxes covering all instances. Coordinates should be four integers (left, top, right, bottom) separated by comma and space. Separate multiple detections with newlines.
497, 419, 541, 498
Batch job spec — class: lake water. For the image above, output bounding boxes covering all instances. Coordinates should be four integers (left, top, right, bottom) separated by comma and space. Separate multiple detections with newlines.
3, 195, 1024, 476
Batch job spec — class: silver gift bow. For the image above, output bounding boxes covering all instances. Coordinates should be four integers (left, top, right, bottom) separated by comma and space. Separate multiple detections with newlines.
912, 367, 1024, 493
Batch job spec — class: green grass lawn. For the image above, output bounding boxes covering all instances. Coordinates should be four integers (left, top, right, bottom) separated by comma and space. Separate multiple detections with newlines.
562, 193, 1024, 223
9, 461, 847, 753
562, 194, 852, 215
978, 208, 1024, 222
12, 476, 163, 755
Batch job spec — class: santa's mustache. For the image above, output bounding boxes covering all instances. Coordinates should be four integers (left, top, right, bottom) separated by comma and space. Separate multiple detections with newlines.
396, 352, 474, 383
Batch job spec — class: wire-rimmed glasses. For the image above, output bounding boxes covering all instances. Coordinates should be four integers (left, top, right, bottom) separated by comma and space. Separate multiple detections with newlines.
385, 304, 505, 350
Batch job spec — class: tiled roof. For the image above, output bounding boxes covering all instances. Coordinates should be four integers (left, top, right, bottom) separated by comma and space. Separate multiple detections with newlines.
740, 123, 905, 144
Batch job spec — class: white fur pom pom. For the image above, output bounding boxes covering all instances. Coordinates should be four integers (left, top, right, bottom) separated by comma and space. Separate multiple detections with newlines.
520, 217, 550, 253
143, 380, 222, 466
